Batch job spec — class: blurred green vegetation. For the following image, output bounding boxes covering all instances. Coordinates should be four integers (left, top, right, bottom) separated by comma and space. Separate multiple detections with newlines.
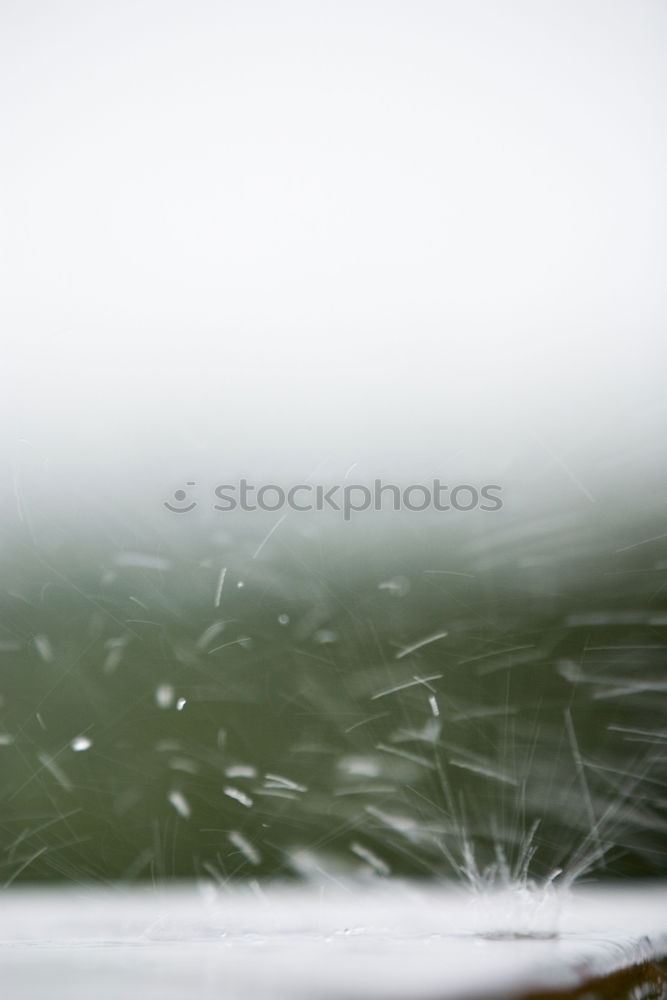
0, 498, 666, 885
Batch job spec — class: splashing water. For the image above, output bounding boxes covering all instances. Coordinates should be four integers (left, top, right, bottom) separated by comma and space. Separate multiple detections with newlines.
0, 498, 665, 925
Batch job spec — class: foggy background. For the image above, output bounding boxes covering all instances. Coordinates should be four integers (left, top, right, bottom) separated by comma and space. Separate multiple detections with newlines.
2, 0, 666, 516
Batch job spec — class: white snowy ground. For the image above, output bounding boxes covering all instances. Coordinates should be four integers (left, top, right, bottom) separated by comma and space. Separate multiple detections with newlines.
0, 881, 665, 1000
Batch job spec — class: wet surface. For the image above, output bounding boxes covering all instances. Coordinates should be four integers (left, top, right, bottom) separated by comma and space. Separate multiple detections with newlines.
0, 882, 665, 1000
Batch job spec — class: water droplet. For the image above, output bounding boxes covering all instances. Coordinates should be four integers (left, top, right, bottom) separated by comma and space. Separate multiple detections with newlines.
378, 576, 410, 597
168, 790, 191, 819
224, 786, 253, 808
156, 684, 174, 709
314, 629, 338, 644
225, 764, 257, 779
70, 735, 92, 752
33, 634, 54, 663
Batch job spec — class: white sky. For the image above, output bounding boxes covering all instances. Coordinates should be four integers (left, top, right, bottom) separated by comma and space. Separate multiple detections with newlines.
1, 0, 666, 508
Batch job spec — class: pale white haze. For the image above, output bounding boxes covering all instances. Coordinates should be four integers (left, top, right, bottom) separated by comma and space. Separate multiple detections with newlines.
1, 0, 666, 516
